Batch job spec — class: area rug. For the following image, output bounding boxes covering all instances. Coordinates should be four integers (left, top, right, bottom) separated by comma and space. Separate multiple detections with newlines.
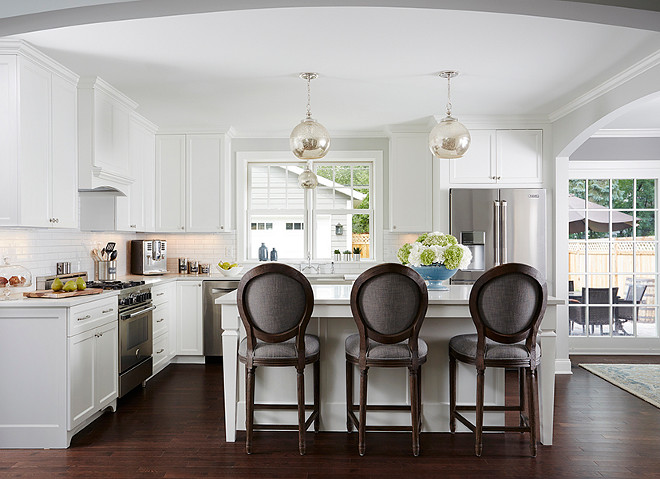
580, 363, 660, 409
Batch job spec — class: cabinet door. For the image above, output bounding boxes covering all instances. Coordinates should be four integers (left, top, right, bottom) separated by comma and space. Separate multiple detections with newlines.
142, 130, 156, 232
496, 130, 543, 184
448, 130, 496, 184
117, 117, 150, 231
155, 135, 186, 232
18, 58, 50, 227
176, 281, 203, 355
50, 74, 78, 228
186, 134, 224, 232
94, 321, 118, 409
68, 329, 95, 429
152, 332, 170, 374
389, 132, 433, 232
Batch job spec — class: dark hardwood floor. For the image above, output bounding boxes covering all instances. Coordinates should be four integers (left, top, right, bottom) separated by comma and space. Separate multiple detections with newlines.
2, 356, 660, 478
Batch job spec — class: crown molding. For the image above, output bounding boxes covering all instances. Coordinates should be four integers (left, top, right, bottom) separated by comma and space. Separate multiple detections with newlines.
78, 76, 139, 110
155, 126, 235, 135
230, 128, 388, 139
0, 38, 79, 83
549, 49, 660, 122
592, 128, 660, 138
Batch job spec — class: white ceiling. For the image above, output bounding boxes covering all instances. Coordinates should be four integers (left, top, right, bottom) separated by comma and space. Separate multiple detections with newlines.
12, 6, 660, 135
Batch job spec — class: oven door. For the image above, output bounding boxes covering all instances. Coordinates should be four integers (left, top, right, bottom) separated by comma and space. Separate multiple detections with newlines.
119, 303, 154, 373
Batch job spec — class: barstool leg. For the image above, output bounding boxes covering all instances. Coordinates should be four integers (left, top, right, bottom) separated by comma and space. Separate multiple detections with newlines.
410, 367, 420, 456
528, 367, 538, 457
449, 354, 457, 433
519, 368, 526, 430
298, 369, 305, 456
314, 360, 320, 433
475, 368, 485, 457
297, 368, 306, 455
246, 365, 256, 455
358, 367, 369, 456
346, 361, 354, 432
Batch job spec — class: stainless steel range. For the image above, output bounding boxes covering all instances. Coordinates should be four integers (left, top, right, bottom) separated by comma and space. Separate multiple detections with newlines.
116, 284, 154, 397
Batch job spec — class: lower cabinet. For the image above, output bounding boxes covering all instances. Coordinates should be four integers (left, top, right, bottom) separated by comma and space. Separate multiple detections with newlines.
68, 319, 118, 430
151, 281, 176, 375
176, 280, 204, 356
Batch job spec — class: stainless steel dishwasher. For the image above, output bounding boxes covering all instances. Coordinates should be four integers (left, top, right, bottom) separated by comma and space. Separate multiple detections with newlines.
203, 280, 239, 357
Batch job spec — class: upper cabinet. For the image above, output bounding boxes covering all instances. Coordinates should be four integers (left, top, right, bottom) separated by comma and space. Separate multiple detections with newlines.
389, 131, 434, 232
449, 129, 543, 185
78, 77, 137, 193
0, 40, 79, 228
155, 133, 232, 233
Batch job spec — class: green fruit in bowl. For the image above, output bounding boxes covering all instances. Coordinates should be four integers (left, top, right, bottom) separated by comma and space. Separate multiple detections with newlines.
218, 261, 237, 270
51, 277, 64, 292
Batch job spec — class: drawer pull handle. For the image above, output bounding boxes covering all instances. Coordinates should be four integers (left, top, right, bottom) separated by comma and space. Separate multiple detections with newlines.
156, 292, 165, 296
157, 318, 165, 323
156, 348, 165, 354
77, 315, 91, 321
102, 308, 114, 314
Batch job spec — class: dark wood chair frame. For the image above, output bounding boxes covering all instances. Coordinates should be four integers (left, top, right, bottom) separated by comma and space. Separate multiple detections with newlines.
449, 263, 548, 457
614, 284, 647, 335
237, 263, 319, 455
346, 263, 429, 456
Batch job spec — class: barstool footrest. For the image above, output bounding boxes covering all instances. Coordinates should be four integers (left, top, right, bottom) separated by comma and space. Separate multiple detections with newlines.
454, 411, 532, 434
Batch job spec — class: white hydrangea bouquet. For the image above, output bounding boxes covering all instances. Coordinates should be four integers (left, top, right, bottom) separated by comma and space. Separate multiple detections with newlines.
397, 232, 472, 270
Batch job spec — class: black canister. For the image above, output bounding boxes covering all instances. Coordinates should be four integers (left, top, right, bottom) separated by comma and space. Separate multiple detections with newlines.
258, 243, 268, 261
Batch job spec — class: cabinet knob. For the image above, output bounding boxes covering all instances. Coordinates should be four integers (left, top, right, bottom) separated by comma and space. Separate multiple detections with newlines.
156, 348, 165, 354
157, 318, 165, 323
102, 308, 114, 314
392, 225, 397, 230
180, 226, 185, 230
130, 224, 136, 228
77, 314, 91, 321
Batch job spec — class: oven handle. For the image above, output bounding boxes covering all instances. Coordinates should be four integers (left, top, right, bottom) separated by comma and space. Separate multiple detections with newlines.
120, 305, 156, 320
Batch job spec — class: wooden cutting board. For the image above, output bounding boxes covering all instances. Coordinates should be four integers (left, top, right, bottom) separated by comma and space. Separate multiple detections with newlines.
23, 288, 104, 299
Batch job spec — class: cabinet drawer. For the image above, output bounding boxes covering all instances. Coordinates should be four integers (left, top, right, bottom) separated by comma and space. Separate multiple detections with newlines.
152, 332, 169, 372
153, 301, 169, 337
68, 296, 118, 336
152, 282, 174, 306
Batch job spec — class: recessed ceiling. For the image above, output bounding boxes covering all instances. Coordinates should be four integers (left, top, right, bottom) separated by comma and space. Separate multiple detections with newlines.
13, 6, 660, 134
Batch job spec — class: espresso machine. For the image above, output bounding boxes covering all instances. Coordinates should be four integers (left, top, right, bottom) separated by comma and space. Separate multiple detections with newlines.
131, 240, 168, 275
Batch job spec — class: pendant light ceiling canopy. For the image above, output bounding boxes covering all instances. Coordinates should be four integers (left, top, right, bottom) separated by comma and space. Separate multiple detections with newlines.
429, 71, 471, 159
290, 72, 330, 161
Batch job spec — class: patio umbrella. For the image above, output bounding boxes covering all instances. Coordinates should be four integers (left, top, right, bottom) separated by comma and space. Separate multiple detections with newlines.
568, 194, 634, 233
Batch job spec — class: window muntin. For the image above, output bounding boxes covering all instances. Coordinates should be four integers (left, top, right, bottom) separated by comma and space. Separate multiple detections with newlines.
568, 178, 658, 338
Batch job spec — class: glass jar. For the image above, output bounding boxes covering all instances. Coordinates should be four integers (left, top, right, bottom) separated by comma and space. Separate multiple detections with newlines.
0, 257, 33, 301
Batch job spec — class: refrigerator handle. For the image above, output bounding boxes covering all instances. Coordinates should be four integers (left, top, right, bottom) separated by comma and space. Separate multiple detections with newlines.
501, 200, 508, 264
494, 200, 501, 266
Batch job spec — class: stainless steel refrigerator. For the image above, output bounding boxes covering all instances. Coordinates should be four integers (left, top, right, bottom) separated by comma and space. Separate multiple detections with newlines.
449, 188, 546, 284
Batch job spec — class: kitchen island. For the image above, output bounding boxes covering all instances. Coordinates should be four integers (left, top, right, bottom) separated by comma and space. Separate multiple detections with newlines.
218, 284, 563, 445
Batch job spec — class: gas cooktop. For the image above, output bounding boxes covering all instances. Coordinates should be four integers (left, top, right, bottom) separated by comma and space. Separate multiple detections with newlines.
86, 280, 146, 290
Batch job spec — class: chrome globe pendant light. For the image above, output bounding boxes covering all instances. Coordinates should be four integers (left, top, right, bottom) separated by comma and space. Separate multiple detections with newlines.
290, 72, 330, 160
429, 71, 471, 159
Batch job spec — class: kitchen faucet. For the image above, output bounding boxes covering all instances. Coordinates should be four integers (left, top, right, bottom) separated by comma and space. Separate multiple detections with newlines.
300, 253, 320, 274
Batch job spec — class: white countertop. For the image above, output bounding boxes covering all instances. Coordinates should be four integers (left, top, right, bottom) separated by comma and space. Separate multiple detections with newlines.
216, 284, 565, 305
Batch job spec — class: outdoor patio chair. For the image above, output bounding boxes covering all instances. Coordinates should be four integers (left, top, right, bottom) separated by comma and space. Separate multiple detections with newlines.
570, 287, 618, 335
614, 284, 647, 335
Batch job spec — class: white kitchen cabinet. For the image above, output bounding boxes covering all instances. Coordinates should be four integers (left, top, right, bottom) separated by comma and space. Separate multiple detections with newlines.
151, 281, 176, 375
155, 135, 186, 232
448, 129, 542, 185
116, 113, 157, 232
0, 40, 78, 228
389, 132, 433, 232
155, 133, 231, 233
78, 76, 138, 194
68, 320, 117, 430
67, 296, 118, 430
176, 280, 204, 356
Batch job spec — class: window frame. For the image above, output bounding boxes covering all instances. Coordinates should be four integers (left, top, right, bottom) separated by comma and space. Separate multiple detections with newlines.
568, 164, 660, 342
236, 150, 383, 263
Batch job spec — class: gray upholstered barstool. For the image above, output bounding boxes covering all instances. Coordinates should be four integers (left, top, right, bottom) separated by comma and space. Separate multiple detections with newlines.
449, 263, 547, 457
345, 263, 429, 456
237, 263, 319, 455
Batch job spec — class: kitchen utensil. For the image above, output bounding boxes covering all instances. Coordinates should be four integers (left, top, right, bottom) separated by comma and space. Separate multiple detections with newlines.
104, 242, 116, 253
56, 262, 71, 275
110, 250, 118, 261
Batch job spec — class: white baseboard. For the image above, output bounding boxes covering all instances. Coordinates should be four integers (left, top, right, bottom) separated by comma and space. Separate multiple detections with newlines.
554, 358, 573, 374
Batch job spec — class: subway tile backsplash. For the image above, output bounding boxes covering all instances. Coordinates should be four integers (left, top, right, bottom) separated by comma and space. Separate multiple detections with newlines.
0, 228, 413, 280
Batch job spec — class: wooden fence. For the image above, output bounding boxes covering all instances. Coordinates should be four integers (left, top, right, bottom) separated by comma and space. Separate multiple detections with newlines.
352, 233, 370, 258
